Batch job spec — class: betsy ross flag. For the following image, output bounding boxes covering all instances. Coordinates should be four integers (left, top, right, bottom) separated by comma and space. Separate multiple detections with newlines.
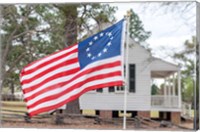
20, 19, 124, 117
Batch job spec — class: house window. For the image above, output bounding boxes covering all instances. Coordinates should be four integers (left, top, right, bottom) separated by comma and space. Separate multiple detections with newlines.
116, 86, 124, 91
96, 88, 103, 93
109, 86, 115, 92
129, 64, 136, 93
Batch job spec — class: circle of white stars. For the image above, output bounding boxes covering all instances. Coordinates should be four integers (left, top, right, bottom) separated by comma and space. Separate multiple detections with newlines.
86, 31, 114, 60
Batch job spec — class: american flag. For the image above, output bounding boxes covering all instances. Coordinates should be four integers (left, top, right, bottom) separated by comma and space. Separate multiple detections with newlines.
20, 19, 124, 117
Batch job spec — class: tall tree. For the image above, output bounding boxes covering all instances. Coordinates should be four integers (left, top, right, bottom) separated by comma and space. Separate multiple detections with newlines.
53, 4, 79, 114
1, 4, 65, 95
53, 3, 118, 114
129, 9, 151, 43
173, 36, 196, 103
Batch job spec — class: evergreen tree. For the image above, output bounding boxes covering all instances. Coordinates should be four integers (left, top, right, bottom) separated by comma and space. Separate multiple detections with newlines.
151, 84, 159, 95
53, 3, 118, 115
129, 9, 151, 44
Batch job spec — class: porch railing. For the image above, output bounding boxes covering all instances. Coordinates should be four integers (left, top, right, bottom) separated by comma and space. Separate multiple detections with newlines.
151, 95, 179, 108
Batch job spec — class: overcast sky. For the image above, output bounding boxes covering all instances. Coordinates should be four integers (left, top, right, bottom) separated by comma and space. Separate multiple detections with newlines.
110, 2, 196, 64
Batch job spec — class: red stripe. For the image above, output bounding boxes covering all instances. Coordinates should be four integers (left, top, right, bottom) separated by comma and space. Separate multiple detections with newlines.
22, 44, 77, 71
21, 57, 79, 85
23, 48, 78, 75
27, 71, 122, 109
28, 81, 123, 117
23, 67, 80, 94
23, 61, 121, 94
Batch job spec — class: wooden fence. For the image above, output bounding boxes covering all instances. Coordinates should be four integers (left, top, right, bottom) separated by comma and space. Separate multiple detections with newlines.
1, 94, 23, 101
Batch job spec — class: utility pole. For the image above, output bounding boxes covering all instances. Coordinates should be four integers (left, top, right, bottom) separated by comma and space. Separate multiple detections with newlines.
0, 5, 2, 127
197, 2, 200, 130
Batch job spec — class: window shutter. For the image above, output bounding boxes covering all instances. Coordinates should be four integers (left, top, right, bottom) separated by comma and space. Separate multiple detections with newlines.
129, 64, 136, 93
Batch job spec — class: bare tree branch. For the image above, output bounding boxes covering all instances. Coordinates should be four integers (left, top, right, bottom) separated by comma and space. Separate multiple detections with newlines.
2, 24, 20, 64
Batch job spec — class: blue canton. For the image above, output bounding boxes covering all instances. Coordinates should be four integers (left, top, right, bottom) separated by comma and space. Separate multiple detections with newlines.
78, 19, 124, 69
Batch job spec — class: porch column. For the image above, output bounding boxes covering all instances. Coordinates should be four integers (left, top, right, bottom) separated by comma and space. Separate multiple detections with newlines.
178, 69, 181, 108
164, 78, 167, 106
172, 73, 176, 96
164, 78, 166, 95
167, 77, 171, 107
168, 77, 171, 96
172, 74, 176, 107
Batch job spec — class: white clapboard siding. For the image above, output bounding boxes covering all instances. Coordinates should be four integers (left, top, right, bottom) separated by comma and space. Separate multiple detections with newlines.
80, 41, 152, 111
80, 93, 151, 110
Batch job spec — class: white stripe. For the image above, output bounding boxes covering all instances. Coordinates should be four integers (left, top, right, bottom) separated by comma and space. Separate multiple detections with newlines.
82, 56, 121, 71
26, 66, 122, 105
24, 74, 75, 98
22, 63, 79, 89
28, 76, 123, 113
21, 52, 78, 81
24, 45, 77, 71
22, 56, 120, 98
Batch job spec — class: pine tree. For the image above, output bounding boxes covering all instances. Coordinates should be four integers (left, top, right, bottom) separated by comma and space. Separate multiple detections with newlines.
129, 9, 151, 43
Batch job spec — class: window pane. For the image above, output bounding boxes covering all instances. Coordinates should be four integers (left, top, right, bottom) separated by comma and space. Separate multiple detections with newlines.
96, 88, 103, 93
116, 86, 124, 91
109, 86, 115, 92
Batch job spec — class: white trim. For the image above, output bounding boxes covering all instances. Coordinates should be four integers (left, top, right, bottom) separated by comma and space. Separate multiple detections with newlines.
172, 73, 176, 96
150, 108, 182, 112
178, 69, 181, 108
164, 78, 167, 107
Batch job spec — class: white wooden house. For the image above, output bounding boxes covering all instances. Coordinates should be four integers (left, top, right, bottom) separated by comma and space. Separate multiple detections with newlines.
79, 38, 182, 125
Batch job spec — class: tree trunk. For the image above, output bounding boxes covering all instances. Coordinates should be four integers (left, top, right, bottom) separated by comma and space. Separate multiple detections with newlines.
10, 81, 15, 100
65, 99, 80, 114
59, 4, 78, 47
56, 4, 80, 115
63, 5, 80, 114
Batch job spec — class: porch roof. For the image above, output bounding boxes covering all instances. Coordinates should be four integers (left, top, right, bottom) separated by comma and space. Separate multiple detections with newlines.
150, 57, 180, 78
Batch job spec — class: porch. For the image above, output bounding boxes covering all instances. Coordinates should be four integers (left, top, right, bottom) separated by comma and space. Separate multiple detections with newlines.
151, 95, 178, 108
150, 58, 181, 111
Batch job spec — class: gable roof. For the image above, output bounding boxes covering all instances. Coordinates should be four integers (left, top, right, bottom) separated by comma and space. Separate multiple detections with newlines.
129, 37, 152, 56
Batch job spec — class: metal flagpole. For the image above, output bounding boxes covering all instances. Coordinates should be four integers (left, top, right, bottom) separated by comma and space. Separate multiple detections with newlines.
123, 10, 131, 130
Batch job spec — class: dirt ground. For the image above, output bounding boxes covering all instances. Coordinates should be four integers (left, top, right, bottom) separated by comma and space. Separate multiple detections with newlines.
1, 116, 193, 131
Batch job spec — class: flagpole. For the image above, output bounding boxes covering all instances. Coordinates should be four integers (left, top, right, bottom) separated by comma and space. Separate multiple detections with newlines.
123, 10, 131, 130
